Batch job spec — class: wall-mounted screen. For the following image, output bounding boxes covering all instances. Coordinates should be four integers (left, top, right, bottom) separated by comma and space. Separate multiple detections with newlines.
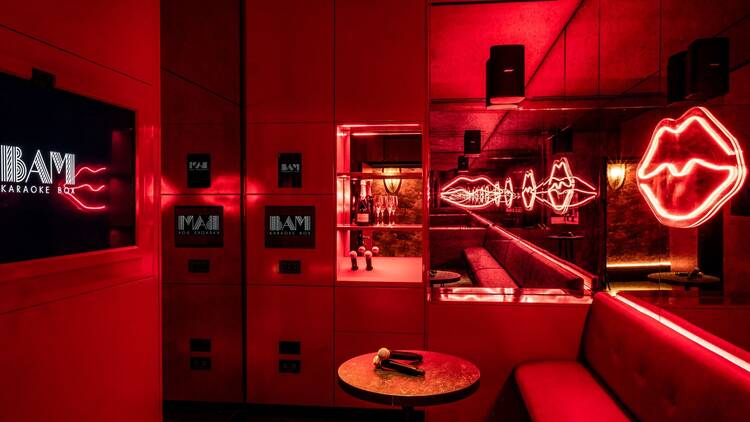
0, 70, 136, 263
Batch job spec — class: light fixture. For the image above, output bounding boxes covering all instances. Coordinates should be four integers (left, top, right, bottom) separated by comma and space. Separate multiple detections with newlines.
382, 167, 402, 194
607, 162, 627, 190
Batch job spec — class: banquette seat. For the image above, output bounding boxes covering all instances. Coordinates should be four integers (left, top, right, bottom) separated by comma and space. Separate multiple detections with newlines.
515, 293, 750, 422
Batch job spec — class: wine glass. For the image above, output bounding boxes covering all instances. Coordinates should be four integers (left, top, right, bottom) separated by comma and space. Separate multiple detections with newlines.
375, 195, 386, 225
387, 195, 399, 225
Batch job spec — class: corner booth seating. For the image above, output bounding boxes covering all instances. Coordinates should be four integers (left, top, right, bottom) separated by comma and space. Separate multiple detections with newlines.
515, 293, 750, 422
463, 229, 587, 291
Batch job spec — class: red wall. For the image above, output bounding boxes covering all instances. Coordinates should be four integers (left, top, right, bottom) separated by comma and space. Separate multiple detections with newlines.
0, 1, 161, 421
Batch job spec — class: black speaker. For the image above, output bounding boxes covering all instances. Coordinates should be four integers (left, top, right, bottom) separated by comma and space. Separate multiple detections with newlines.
464, 130, 481, 156
685, 37, 729, 100
486, 45, 525, 107
551, 128, 573, 154
457, 156, 469, 173
667, 51, 687, 103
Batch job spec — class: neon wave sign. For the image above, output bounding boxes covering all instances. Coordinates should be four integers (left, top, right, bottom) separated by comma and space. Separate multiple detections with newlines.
440, 158, 598, 214
637, 107, 746, 228
58, 166, 108, 211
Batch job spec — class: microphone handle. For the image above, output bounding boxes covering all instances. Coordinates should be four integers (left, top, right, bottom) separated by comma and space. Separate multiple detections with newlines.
381, 359, 425, 376
390, 350, 423, 362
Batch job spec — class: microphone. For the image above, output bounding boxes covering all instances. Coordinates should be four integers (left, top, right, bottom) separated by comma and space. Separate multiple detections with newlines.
377, 347, 423, 363
372, 246, 380, 256
357, 245, 366, 256
372, 355, 425, 376
365, 250, 373, 271
349, 251, 358, 271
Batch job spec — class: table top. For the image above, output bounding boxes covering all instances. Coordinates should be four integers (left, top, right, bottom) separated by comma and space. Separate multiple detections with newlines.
547, 234, 585, 240
337, 351, 480, 407
430, 270, 462, 284
647, 272, 721, 285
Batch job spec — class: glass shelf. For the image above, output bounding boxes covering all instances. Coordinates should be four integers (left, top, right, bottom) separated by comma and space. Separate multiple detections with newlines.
336, 172, 423, 180
337, 224, 423, 231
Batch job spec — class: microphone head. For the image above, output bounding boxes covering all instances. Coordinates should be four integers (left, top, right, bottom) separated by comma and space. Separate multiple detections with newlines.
357, 246, 366, 255
372, 355, 382, 367
349, 250, 358, 258
372, 246, 380, 255
365, 251, 373, 258
377, 347, 391, 360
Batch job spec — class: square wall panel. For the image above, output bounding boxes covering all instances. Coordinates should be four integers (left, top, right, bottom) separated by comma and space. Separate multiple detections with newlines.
162, 72, 241, 194
161, 0, 240, 103
247, 285, 334, 406
246, 195, 334, 286
162, 195, 241, 284
335, 287, 424, 334
163, 283, 243, 402
334, 0, 426, 123
245, 0, 333, 123
246, 123, 335, 195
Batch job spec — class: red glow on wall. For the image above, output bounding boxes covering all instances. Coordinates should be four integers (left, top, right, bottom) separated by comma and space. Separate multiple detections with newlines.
440, 158, 597, 214
637, 107, 746, 228
59, 165, 108, 211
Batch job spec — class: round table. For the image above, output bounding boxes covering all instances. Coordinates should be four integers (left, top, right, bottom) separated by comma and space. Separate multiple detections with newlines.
338, 351, 480, 421
547, 234, 584, 261
647, 272, 721, 290
429, 270, 462, 286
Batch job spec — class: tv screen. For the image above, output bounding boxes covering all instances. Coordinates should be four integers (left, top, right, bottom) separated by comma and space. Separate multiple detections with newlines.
0, 71, 136, 263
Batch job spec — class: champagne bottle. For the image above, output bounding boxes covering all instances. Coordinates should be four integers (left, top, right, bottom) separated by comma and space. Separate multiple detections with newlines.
366, 180, 374, 224
355, 179, 371, 225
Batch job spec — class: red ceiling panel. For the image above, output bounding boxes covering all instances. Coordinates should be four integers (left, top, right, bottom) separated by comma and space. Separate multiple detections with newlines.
430, 0, 581, 100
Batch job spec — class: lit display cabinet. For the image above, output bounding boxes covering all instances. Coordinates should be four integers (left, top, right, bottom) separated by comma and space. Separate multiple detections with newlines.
335, 124, 426, 286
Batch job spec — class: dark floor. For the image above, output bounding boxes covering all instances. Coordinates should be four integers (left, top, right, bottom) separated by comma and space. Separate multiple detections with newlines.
164, 402, 424, 422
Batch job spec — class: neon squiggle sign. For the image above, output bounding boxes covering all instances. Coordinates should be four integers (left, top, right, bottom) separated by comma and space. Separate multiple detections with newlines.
637, 107, 746, 228
57, 166, 108, 211
440, 158, 598, 215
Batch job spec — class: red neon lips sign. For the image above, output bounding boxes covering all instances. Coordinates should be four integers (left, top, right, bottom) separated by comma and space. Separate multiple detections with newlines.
637, 107, 746, 228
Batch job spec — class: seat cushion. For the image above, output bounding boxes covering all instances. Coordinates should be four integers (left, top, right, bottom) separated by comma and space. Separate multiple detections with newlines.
474, 268, 517, 288
583, 293, 750, 422
515, 361, 631, 422
484, 239, 511, 266
463, 247, 502, 273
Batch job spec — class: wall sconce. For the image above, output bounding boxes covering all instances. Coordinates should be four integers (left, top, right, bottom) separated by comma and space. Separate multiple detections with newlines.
383, 167, 402, 194
607, 162, 626, 190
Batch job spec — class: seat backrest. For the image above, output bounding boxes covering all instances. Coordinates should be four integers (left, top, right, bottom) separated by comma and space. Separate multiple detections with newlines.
582, 293, 750, 422
522, 252, 583, 289
503, 242, 530, 283
484, 239, 511, 266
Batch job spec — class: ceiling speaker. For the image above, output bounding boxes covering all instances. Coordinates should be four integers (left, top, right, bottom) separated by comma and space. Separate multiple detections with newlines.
464, 130, 481, 156
457, 156, 469, 173
552, 128, 573, 154
685, 37, 729, 100
486, 45, 525, 108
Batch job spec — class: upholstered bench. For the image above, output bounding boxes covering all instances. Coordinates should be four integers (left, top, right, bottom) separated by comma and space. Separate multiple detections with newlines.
515, 293, 750, 422
463, 233, 583, 290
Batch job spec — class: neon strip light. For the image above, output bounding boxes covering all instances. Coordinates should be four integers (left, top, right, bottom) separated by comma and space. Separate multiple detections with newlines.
614, 294, 750, 373
465, 210, 594, 291
521, 170, 537, 211
637, 107, 746, 228
440, 175, 504, 209
439, 158, 597, 214
502, 177, 515, 208
606, 261, 671, 269
59, 166, 108, 211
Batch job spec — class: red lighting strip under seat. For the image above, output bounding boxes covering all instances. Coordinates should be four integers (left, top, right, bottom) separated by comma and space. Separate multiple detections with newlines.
464, 209, 594, 291
614, 294, 750, 373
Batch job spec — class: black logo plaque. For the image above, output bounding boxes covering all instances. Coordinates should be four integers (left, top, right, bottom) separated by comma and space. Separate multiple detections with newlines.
265, 206, 315, 249
175, 206, 224, 248
278, 153, 302, 188
187, 153, 211, 188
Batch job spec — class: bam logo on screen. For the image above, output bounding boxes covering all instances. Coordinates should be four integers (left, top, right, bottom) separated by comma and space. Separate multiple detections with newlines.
0, 145, 76, 192
278, 153, 302, 188
187, 153, 211, 188
265, 205, 315, 249
175, 206, 224, 248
